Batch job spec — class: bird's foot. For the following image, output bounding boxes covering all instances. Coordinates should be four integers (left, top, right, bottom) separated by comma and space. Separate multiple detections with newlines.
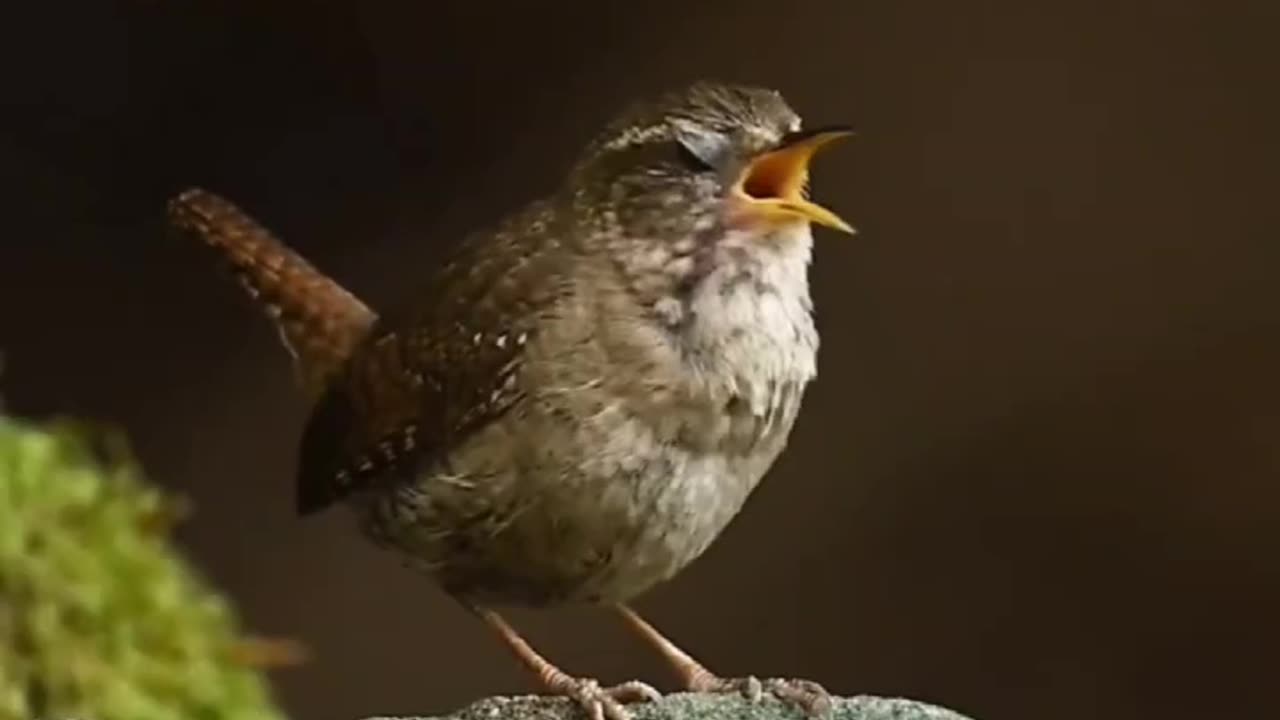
475, 607, 661, 719
544, 673, 661, 720
689, 674, 833, 718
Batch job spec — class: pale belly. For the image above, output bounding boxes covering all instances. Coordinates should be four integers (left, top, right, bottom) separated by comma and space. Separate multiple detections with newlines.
353, 380, 803, 607
356, 226, 819, 606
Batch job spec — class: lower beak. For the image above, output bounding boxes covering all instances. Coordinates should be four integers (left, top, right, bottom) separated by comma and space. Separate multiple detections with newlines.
732, 126, 854, 234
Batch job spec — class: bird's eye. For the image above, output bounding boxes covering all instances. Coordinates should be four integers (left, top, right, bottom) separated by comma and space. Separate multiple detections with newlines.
675, 138, 715, 171
670, 120, 726, 172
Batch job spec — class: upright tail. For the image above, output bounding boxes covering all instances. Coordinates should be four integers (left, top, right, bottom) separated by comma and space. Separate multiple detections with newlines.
167, 188, 376, 398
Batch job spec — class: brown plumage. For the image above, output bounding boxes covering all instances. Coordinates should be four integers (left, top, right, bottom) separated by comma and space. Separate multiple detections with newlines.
172, 81, 853, 720
167, 188, 375, 398
295, 200, 568, 516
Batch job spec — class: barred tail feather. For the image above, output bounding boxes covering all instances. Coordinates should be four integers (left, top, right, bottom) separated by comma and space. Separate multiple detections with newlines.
167, 188, 376, 397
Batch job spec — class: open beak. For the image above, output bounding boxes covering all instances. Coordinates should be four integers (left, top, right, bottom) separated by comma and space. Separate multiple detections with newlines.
732, 125, 854, 234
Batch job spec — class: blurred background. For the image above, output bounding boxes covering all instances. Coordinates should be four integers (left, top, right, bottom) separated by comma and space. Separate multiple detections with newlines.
2, 2, 1277, 719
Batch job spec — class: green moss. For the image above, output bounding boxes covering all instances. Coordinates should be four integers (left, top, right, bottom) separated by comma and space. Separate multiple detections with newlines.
0, 417, 287, 720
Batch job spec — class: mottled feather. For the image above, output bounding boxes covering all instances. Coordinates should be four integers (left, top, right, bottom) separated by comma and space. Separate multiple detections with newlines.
295, 201, 572, 514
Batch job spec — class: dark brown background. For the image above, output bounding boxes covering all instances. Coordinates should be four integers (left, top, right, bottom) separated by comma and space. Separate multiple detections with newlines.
2, 2, 1277, 719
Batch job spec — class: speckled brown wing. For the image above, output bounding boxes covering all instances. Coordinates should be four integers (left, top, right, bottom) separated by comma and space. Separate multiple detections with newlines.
295, 203, 570, 515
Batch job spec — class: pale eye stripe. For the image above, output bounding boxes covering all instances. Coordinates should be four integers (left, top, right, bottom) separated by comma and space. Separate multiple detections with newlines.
601, 124, 672, 151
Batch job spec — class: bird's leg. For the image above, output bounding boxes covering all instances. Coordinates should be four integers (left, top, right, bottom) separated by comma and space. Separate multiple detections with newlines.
473, 606, 661, 720
614, 605, 832, 718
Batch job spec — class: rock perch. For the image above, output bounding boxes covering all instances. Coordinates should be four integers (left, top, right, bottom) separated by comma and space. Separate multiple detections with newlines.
363, 692, 975, 720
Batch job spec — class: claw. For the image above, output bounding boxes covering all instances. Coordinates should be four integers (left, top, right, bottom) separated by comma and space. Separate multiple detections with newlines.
607, 680, 664, 704
550, 676, 662, 720
475, 607, 662, 720
692, 675, 833, 718
763, 678, 834, 718
611, 607, 831, 718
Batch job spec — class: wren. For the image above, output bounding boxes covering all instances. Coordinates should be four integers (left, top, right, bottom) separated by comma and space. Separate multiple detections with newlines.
170, 82, 853, 720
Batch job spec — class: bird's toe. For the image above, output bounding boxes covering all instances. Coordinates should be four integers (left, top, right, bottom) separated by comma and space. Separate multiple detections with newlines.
691, 674, 832, 718
553, 676, 661, 720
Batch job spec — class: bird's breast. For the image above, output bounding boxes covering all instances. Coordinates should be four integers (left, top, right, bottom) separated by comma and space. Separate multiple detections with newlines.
553, 231, 820, 600
353, 229, 822, 606
665, 230, 819, 442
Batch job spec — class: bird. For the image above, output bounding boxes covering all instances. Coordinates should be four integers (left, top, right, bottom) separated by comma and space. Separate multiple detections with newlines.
169, 81, 854, 720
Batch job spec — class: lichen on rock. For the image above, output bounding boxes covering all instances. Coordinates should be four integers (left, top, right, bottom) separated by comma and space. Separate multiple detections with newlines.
363, 691, 975, 720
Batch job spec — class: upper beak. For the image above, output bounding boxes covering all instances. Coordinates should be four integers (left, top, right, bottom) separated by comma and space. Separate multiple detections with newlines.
732, 125, 855, 234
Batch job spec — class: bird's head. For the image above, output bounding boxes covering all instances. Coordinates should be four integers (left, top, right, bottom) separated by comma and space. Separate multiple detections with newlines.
568, 82, 853, 251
